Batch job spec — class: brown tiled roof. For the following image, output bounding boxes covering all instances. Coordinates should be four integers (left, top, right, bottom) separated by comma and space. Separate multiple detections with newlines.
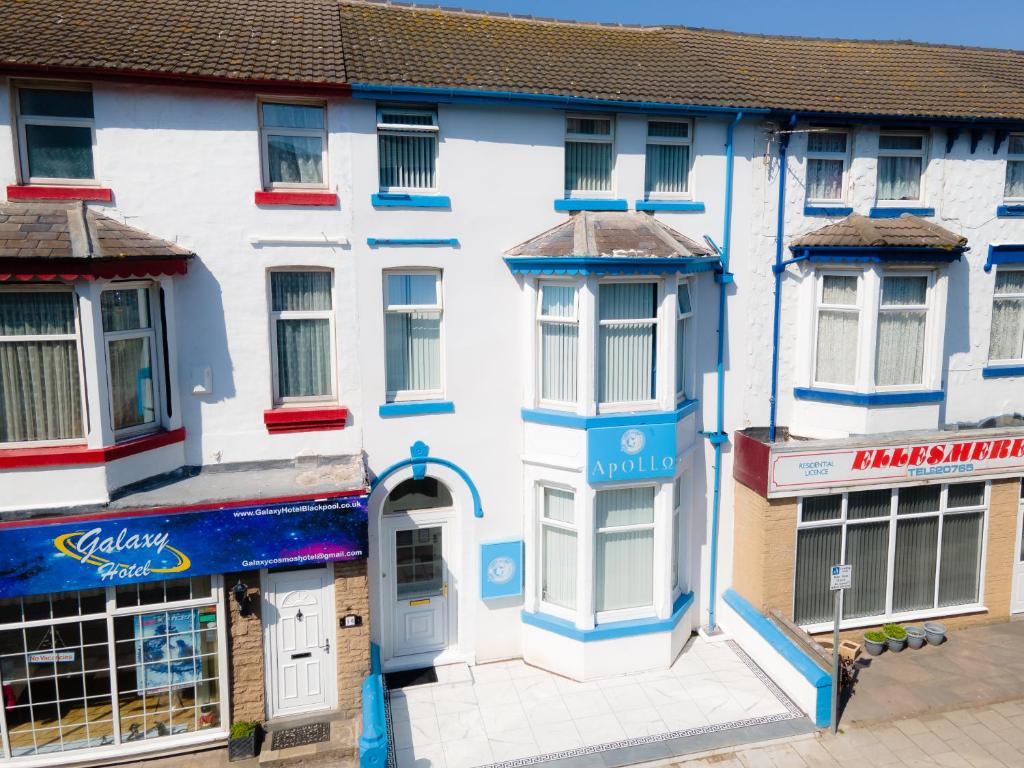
0, 202, 194, 260
790, 213, 967, 249
0, 0, 346, 87
506, 211, 712, 258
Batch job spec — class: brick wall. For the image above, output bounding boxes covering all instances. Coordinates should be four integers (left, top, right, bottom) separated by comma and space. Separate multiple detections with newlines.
225, 570, 265, 723
731, 480, 797, 615
334, 559, 371, 720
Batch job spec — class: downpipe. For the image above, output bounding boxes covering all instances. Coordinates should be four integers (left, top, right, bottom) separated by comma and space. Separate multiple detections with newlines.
769, 115, 797, 442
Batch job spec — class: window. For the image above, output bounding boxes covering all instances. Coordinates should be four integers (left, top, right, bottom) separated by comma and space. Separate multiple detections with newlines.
540, 487, 577, 614
537, 284, 578, 407
383, 478, 453, 515
377, 107, 438, 192
676, 281, 692, 399
877, 132, 926, 203
598, 282, 658, 407
565, 115, 613, 196
1005, 134, 1024, 201
259, 101, 326, 188
814, 274, 860, 386
269, 271, 335, 403
384, 271, 442, 400
805, 130, 848, 203
645, 120, 691, 197
595, 487, 655, 614
15, 85, 95, 183
989, 270, 1024, 362
671, 475, 688, 595
875, 274, 929, 386
794, 482, 986, 627
101, 286, 159, 436
0, 288, 84, 444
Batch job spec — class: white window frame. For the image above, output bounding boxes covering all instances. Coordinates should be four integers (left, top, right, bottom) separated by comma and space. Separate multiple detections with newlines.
804, 129, 850, 205
596, 278, 660, 413
1004, 133, 1024, 203
383, 269, 444, 402
594, 483, 657, 624
794, 482, 989, 633
644, 118, 693, 200
258, 98, 328, 191
101, 282, 163, 440
671, 474, 688, 598
14, 81, 97, 186
536, 281, 580, 410
810, 270, 862, 391
537, 484, 578, 622
376, 106, 439, 194
874, 270, 933, 391
876, 131, 927, 206
0, 284, 88, 448
988, 267, 1024, 363
675, 278, 693, 402
564, 113, 615, 199
268, 268, 338, 406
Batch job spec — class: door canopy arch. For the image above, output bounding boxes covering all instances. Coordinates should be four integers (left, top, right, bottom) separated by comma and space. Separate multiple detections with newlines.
371, 441, 483, 518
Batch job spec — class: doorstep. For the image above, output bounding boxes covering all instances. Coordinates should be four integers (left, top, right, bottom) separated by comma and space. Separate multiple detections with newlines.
258, 712, 358, 768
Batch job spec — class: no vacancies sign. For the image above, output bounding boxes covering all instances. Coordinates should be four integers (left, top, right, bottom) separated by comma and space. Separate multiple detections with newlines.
769, 433, 1024, 496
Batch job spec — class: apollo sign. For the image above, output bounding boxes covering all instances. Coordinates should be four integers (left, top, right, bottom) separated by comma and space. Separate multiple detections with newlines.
588, 422, 677, 483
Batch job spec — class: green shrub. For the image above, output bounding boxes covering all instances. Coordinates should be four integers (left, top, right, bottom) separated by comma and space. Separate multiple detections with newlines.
864, 630, 886, 643
230, 721, 259, 740
883, 623, 907, 640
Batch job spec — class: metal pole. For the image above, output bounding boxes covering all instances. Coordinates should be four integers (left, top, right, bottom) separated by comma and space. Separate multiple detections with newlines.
831, 588, 841, 734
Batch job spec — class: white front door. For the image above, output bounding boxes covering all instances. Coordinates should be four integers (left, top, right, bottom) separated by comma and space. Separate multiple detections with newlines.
264, 567, 335, 718
385, 518, 452, 658
1012, 484, 1024, 614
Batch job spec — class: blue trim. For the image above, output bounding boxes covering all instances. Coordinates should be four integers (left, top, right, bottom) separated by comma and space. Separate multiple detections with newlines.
367, 238, 459, 247
371, 441, 483, 518
554, 198, 628, 212
803, 206, 853, 217
793, 386, 945, 405
634, 200, 706, 212
984, 244, 1024, 272
722, 589, 831, 728
982, 364, 1024, 378
358, 665, 388, 768
868, 206, 936, 218
371, 193, 451, 208
521, 399, 698, 429
997, 205, 1024, 218
521, 592, 693, 643
379, 400, 454, 417
788, 246, 963, 264
504, 256, 721, 277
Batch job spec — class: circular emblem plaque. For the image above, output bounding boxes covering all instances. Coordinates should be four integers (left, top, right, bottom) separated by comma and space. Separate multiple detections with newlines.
620, 428, 646, 455
487, 556, 516, 585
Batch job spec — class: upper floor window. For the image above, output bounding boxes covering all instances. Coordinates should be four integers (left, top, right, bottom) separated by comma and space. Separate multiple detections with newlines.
989, 269, 1024, 363
377, 107, 438, 192
805, 130, 848, 204
676, 280, 692, 399
384, 271, 443, 400
565, 115, 613, 197
101, 285, 159, 435
645, 120, 691, 197
598, 282, 658, 408
877, 132, 926, 203
0, 288, 83, 444
259, 101, 326, 188
15, 85, 95, 183
1005, 134, 1024, 201
537, 283, 579, 407
269, 270, 335, 404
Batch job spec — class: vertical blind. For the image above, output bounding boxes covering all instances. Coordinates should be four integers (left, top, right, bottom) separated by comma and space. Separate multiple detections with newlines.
565, 142, 613, 193
378, 110, 437, 191
385, 273, 441, 394
541, 488, 576, 610
875, 275, 927, 386
539, 285, 578, 403
794, 527, 841, 624
676, 283, 691, 396
598, 283, 657, 404
595, 487, 654, 612
990, 270, 1024, 361
645, 121, 690, 196
271, 272, 333, 399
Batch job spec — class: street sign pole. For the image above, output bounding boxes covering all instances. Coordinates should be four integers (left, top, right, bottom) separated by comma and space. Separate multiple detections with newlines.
828, 563, 851, 735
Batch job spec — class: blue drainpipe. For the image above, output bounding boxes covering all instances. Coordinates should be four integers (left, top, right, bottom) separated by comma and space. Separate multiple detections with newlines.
768, 115, 797, 442
705, 111, 743, 634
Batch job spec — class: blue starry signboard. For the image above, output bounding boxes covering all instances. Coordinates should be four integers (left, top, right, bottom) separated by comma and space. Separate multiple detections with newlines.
0, 494, 369, 599
480, 540, 523, 600
587, 422, 677, 484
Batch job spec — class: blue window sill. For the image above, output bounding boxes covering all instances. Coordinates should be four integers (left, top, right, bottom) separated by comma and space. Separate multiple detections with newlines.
982, 364, 1024, 379
521, 399, 698, 429
371, 193, 451, 208
804, 206, 853, 216
521, 591, 693, 643
634, 200, 705, 212
997, 205, 1024, 218
378, 400, 455, 417
366, 238, 459, 247
793, 387, 944, 405
868, 206, 935, 218
554, 198, 628, 212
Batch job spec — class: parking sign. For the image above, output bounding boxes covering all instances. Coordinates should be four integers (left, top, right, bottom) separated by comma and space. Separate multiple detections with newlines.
830, 564, 852, 591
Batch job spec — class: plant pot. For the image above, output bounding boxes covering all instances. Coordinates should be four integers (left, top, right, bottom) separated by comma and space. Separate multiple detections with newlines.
905, 626, 926, 649
923, 622, 947, 646
885, 636, 907, 653
229, 728, 262, 762
863, 636, 886, 656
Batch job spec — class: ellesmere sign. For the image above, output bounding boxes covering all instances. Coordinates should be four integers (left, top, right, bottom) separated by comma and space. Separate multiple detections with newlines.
0, 493, 368, 599
769, 433, 1024, 496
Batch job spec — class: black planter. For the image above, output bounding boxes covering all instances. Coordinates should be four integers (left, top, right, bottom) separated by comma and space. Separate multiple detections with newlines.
229, 727, 263, 762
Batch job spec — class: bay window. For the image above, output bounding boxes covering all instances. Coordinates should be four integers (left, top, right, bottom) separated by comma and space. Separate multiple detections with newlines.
794, 482, 986, 628
595, 487, 655, 615
101, 286, 158, 435
989, 269, 1024, 362
537, 283, 579, 407
565, 115, 614, 196
598, 282, 658, 408
875, 274, 929, 386
805, 130, 848, 204
814, 273, 859, 386
0, 288, 84, 445
1005, 134, 1024, 201
269, 270, 335, 403
539, 487, 576, 614
259, 100, 327, 188
676, 281, 692, 399
377, 107, 438, 192
877, 132, 926, 203
15, 85, 95, 184
645, 120, 691, 197
384, 271, 443, 400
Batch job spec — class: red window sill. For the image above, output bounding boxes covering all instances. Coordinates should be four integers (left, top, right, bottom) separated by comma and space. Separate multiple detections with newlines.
254, 191, 338, 207
7, 185, 113, 202
0, 427, 185, 470
264, 406, 348, 434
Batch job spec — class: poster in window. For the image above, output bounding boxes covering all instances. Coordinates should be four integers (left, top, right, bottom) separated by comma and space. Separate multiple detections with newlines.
134, 609, 203, 692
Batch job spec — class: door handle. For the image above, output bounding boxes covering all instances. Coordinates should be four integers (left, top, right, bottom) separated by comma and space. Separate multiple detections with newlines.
322, 637, 331, 654
442, 583, 448, 599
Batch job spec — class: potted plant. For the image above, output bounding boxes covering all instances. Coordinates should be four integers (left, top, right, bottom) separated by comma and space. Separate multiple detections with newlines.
883, 623, 907, 653
863, 629, 887, 656
905, 626, 926, 649
229, 720, 262, 762
923, 622, 947, 645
